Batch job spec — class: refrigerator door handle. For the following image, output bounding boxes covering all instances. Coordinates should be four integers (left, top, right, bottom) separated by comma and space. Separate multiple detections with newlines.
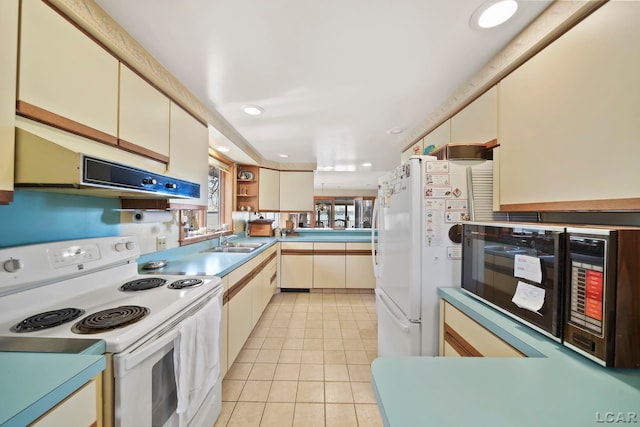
376, 289, 409, 333
372, 197, 381, 278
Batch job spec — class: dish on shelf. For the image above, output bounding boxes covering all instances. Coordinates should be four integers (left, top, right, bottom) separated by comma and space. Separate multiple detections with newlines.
238, 170, 255, 181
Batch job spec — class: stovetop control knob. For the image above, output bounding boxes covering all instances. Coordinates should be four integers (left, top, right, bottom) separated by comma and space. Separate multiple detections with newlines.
3, 258, 23, 273
125, 241, 136, 250
115, 242, 126, 252
165, 183, 177, 189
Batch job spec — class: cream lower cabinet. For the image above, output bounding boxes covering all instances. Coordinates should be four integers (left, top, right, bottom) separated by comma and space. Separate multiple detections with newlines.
262, 244, 279, 308
313, 243, 346, 289
345, 243, 375, 289
220, 276, 229, 377
31, 377, 98, 427
227, 277, 254, 366
439, 300, 524, 358
280, 242, 314, 288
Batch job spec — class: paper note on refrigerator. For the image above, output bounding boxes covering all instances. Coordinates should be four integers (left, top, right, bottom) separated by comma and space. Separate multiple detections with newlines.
513, 254, 543, 284
512, 281, 545, 314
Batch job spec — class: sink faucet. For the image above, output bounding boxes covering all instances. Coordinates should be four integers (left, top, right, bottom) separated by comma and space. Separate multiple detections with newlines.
220, 234, 238, 247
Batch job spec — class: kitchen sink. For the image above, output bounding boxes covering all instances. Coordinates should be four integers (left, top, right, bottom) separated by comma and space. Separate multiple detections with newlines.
201, 242, 266, 254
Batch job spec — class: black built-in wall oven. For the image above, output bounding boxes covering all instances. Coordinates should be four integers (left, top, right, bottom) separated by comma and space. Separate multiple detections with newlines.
461, 221, 640, 368
461, 222, 566, 340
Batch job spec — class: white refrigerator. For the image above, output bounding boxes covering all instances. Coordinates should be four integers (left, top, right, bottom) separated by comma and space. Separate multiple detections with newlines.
372, 155, 500, 357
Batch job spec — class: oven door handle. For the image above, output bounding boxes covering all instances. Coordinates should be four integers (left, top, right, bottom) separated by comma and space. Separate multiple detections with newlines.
122, 327, 181, 372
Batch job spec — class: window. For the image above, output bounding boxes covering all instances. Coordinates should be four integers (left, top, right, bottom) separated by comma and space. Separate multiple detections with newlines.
207, 164, 223, 228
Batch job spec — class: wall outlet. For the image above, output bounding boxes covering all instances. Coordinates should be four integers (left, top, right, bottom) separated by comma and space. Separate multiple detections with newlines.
156, 235, 167, 251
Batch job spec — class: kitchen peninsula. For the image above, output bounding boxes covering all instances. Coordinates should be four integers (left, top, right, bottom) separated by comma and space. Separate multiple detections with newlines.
371, 288, 640, 427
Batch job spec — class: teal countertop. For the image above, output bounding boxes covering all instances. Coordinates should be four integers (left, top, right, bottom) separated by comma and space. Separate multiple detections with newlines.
371, 288, 640, 427
0, 352, 106, 427
138, 230, 376, 277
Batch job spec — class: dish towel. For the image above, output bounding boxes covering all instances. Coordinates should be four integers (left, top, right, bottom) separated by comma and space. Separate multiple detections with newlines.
174, 293, 222, 427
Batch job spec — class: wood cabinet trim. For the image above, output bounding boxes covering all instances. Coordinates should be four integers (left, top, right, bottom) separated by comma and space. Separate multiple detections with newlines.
443, 322, 483, 357
500, 198, 640, 212
313, 249, 346, 256
16, 101, 117, 146
117, 138, 170, 163
345, 249, 372, 256
281, 249, 315, 256
0, 190, 13, 204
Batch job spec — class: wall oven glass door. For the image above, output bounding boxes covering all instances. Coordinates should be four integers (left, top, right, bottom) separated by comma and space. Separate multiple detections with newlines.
461, 222, 565, 338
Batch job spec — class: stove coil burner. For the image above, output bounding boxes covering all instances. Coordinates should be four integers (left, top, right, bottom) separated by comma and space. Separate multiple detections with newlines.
119, 277, 167, 292
168, 278, 204, 289
72, 305, 150, 334
11, 308, 85, 333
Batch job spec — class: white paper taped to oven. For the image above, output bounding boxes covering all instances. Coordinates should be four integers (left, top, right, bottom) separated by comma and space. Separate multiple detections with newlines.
511, 281, 545, 314
513, 254, 542, 284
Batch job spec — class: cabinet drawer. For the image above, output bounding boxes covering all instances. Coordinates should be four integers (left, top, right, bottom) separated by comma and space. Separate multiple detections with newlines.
31, 378, 97, 426
442, 301, 524, 358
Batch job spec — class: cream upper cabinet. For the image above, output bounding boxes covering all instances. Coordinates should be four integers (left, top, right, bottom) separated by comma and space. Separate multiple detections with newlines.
18, 0, 119, 142
258, 168, 280, 211
118, 64, 170, 161
346, 242, 375, 289
313, 242, 346, 289
0, 0, 19, 203
498, 2, 640, 211
279, 171, 314, 212
450, 87, 497, 143
424, 120, 450, 152
168, 102, 209, 206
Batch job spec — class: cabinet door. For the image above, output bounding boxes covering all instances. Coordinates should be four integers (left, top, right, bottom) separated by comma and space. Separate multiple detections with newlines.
450, 87, 497, 143
279, 171, 314, 211
313, 242, 346, 289
346, 242, 375, 289
423, 120, 450, 151
18, 0, 119, 142
118, 64, 170, 162
227, 281, 253, 366
0, 0, 19, 202
280, 242, 313, 288
258, 168, 280, 211
498, 2, 640, 210
168, 102, 209, 206
220, 276, 229, 377
440, 300, 523, 358
31, 378, 98, 427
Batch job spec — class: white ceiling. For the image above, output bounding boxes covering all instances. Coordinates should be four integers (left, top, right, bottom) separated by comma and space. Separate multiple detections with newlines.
95, 0, 551, 190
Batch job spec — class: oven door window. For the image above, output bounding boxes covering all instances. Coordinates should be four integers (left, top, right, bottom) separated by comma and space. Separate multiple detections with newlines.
152, 349, 178, 427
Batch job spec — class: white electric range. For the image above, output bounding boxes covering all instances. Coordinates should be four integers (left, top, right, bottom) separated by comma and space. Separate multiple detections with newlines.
0, 236, 223, 427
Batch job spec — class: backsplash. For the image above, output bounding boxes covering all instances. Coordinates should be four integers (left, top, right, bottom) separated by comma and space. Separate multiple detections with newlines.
0, 190, 120, 248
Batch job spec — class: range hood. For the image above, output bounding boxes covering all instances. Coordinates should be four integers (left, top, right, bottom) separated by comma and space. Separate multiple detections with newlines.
14, 126, 200, 199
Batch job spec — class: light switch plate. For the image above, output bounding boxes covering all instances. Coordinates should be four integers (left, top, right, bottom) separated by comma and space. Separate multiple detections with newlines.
156, 235, 167, 251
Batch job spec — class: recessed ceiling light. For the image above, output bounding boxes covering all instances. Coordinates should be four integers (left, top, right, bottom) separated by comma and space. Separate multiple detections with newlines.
324, 166, 334, 171
361, 162, 372, 167
279, 154, 289, 158
242, 104, 264, 116
386, 127, 405, 135
215, 146, 230, 153
471, 0, 518, 30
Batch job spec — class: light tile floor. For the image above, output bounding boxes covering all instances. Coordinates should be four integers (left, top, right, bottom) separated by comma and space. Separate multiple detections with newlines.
215, 290, 383, 427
